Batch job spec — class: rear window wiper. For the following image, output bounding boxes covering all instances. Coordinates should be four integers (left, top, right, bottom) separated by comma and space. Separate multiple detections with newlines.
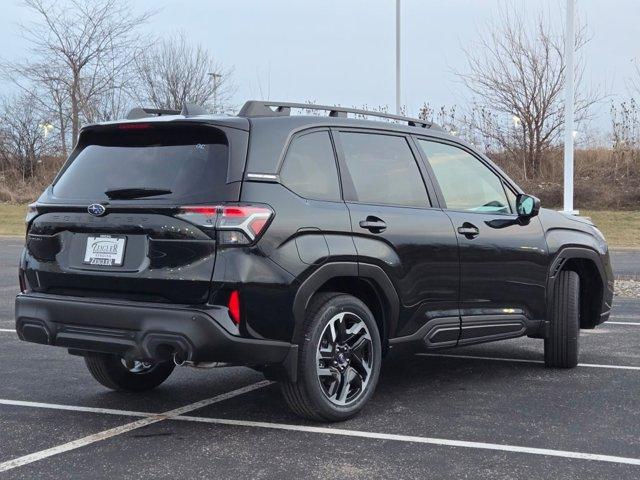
104, 187, 172, 200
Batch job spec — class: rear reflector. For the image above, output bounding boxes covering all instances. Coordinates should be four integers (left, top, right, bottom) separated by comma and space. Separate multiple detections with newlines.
228, 290, 241, 324
176, 204, 273, 245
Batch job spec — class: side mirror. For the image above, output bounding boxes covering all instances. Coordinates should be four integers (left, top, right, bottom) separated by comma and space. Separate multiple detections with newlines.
516, 194, 540, 219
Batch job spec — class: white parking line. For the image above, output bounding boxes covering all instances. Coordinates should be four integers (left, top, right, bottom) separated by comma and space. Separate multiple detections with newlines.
0, 380, 272, 473
417, 353, 640, 370
0, 399, 149, 418
173, 415, 640, 466
3, 390, 640, 468
608, 321, 640, 326
0, 329, 16, 333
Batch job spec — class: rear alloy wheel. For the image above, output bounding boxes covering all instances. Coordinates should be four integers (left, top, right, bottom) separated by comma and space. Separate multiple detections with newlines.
544, 270, 580, 368
316, 312, 374, 406
281, 293, 382, 422
84, 353, 175, 392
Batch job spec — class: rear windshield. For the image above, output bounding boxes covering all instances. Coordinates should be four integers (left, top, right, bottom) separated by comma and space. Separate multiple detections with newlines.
52, 124, 229, 203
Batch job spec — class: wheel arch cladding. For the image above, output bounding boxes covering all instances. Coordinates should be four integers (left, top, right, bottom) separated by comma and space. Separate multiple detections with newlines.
549, 247, 607, 329
292, 262, 399, 347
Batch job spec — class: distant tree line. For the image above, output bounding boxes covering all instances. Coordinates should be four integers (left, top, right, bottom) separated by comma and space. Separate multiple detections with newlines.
0, 0, 233, 182
0, 0, 638, 208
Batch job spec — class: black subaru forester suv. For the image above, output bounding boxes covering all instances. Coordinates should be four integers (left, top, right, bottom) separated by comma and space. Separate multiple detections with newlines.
16, 101, 614, 421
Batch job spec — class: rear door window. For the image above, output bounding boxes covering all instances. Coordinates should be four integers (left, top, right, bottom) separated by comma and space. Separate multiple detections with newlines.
280, 131, 341, 201
338, 132, 430, 208
52, 125, 229, 203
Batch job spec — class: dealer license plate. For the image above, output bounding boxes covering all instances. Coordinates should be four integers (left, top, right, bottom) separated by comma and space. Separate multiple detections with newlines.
83, 236, 126, 266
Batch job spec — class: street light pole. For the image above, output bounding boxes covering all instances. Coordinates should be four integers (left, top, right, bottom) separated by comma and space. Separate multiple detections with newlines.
396, 0, 401, 115
563, 0, 575, 214
208, 72, 222, 113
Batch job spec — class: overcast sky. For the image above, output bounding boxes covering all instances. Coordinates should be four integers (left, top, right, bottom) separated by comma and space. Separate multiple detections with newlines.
1, 0, 638, 132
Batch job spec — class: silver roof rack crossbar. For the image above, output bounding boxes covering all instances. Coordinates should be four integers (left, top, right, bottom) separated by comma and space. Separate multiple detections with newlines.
238, 101, 441, 129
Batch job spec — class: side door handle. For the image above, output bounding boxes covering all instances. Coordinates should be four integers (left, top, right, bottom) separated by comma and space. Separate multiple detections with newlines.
457, 222, 479, 238
359, 216, 387, 233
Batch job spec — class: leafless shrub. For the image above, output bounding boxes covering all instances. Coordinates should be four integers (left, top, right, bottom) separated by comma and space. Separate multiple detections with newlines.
610, 99, 640, 181
456, 6, 599, 180
3, 0, 154, 151
133, 33, 234, 113
0, 94, 56, 181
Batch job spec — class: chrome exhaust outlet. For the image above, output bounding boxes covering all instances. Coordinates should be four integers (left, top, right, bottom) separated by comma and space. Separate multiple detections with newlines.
172, 351, 188, 367
173, 355, 229, 369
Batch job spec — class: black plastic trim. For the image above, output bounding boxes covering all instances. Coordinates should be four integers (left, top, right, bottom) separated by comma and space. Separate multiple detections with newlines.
15, 293, 297, 378
458, 314, 529, 346
292, 261, 400, 343
389, 316, 460, 350
547, 246, 611, 326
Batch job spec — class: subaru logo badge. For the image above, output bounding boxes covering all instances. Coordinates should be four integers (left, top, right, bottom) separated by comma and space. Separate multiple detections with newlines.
87, 204, 106, 217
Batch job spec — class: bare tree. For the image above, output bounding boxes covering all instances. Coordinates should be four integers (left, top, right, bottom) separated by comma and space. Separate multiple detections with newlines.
0, 94, 54, 180
133, 33, 233, 112
3, 0, 153, 150
456, 7, 597, 179
610, 99, 640, 180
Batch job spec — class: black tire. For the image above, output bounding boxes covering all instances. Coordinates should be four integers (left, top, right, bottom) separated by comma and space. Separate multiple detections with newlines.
280, 292, 382, 422
84, 353, 175, 392
544, 270, 580, 368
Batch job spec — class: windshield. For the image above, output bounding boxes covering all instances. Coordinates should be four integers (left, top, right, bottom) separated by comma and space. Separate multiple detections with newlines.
52, 124, 229, 203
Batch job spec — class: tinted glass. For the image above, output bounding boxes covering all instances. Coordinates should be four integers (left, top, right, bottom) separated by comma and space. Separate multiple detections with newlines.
53, 125, 229, 203
339, 132, 429, 208
418, 140, 511, 214
280, 131, 340, 201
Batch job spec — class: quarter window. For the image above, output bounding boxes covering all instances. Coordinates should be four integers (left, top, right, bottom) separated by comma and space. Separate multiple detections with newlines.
339, 132, 429, 208
418, 140, 511, 214
280, 131, 341, 201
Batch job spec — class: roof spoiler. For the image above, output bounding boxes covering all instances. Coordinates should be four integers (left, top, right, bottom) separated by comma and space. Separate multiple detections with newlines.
238, 100, 442, 130
126, 102, 209, 120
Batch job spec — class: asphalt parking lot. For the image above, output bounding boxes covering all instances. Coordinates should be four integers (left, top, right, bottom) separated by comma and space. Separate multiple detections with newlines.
0, 238, 639, 479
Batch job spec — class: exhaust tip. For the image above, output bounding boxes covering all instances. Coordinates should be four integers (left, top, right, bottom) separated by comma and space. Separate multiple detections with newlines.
173, 351, 187, 367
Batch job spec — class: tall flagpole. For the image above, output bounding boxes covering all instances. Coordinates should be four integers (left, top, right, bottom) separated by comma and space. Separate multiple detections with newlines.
563, 0, 575, 213
396, 0, 401, 114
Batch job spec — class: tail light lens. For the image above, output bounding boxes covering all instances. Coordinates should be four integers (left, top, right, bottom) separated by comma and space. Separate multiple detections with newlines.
227, 290, 241, 324
25, 203, 38, 225
25, 203, 38, 237
176, 204, 273, 245
18, 270, 28, 293
117, 123, 152, 130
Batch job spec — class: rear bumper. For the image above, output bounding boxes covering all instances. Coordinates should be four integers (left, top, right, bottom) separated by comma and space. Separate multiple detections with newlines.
15, 293, 297, 373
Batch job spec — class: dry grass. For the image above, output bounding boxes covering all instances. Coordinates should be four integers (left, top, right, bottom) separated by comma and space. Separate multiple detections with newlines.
0, 203, 637, 248
582, 210, 640, 249
0, 203, 28, 236
492, 148, 640, 210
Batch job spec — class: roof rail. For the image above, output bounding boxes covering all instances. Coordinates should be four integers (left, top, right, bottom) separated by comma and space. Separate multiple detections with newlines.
238, 101, 441, 130
126, 107, 180, 120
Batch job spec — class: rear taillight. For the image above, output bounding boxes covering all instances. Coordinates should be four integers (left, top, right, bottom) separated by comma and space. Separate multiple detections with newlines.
25, 203, 38, 225
228, 290, 241, 324
176, 204, 273, 245
18, 271, 27, 293
25, 203, 38, 237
